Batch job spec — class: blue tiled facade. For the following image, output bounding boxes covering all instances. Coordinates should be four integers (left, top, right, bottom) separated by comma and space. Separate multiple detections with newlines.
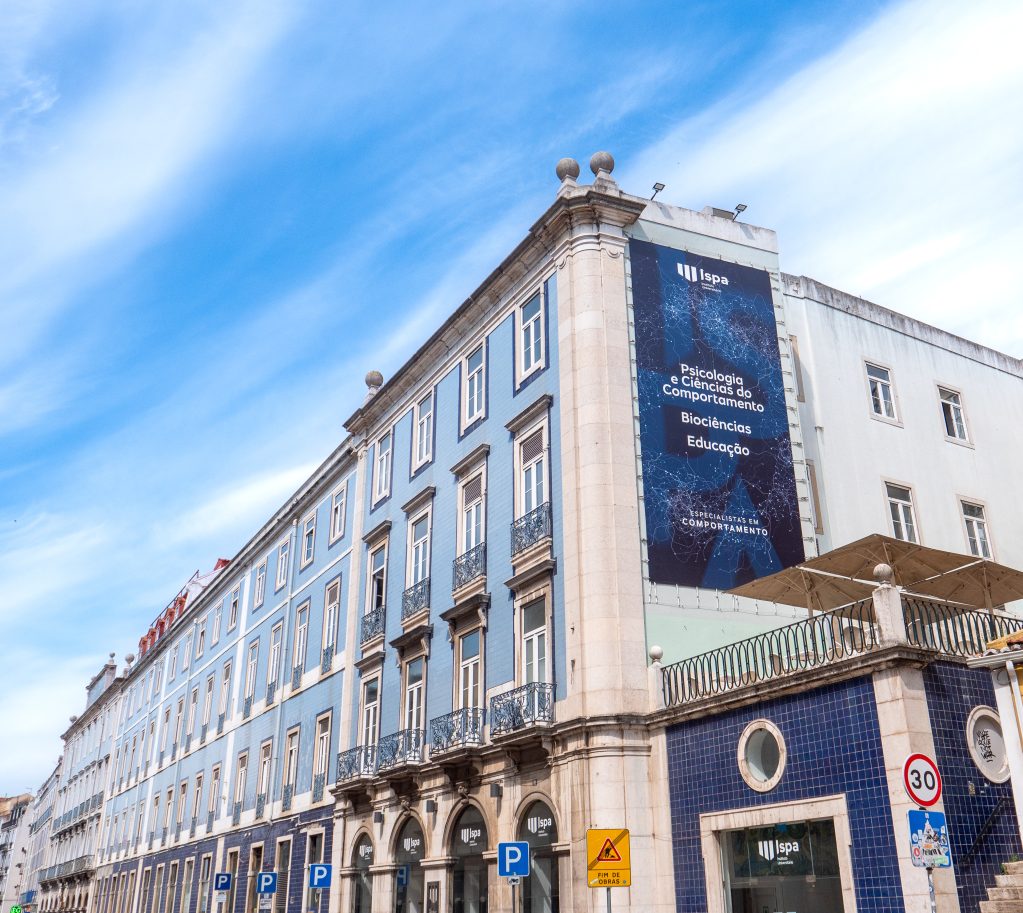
665, 676, 904, 913
923, 660, 1022, 913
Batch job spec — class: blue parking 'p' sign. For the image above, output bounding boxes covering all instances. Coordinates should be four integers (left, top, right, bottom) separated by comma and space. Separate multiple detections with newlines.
213, 874, 232, 892
256, 873, 278, 895
308, 864, 332, 889
497, 842, 531, 878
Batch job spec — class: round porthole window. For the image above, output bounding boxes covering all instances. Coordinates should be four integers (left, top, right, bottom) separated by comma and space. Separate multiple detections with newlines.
966, 706, 1009, 784
738, 720, 786, 792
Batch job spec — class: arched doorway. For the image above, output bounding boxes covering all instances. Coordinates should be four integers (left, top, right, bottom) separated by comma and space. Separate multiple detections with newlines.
450, 806, 488, 913
395, 818, 426, 913
518, 801, 559, 913
352, 834, 374, 913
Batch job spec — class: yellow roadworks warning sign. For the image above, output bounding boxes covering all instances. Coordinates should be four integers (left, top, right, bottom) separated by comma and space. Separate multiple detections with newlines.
586, 828, 631, 887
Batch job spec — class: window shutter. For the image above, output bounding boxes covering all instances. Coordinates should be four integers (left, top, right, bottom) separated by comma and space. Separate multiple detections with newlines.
521, 430, 544, 463
463, 475, 483, 503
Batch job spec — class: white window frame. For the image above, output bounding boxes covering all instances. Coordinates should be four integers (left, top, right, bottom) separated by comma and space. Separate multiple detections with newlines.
329, 483, 347, 544
267, 622, 284, 693
515, 417, 549, 519
192, 773, 204, 820
407, 509, 432, 588
367, 542, 387, 615
169, 646, 179, 681
457, 467, 487, 557
360, 678, 380, 747
283, 728, 299, 790
219, 661, 233, 717
293, 601, 310, 678
208, 765, 221, 815
865, 361, 900, 423
254, 562, 267, 609
516, 288, 546, 383
885, 481, 919, 544
314, 713, 332, 781
518, 590, 551, 688
403, 656, 426, 732
938, 385, 970, 443
257, 741, 273, 797
228, 587, 240, 631
196, 617, 207, 658
458, 628, 482, 710
202, 675, 214, 727
211, 605, 222, 644
186, 687, 198, 737
373, 430, 393, 503
462, 345, 486, 428
234, 753, 248, 805
275, 538, 290, 592
412, 390, 435, 470
300, 513, 316, 569
322, 578, 341, 662
245, 641, 259, 699
960, 499, 993, 559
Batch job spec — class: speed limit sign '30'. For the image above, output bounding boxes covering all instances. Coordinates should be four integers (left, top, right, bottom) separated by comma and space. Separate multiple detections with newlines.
903, 753, 943, 807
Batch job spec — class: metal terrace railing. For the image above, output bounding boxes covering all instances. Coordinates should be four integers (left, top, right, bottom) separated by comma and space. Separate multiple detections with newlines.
661, 599, 880, 707
903, 599, 1023, 655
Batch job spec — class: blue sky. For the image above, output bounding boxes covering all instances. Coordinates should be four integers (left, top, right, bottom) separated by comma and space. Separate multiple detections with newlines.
2, 0, 1021, 792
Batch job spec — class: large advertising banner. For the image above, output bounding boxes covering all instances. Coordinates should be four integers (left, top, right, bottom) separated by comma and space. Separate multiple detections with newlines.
631, 238, 803, 589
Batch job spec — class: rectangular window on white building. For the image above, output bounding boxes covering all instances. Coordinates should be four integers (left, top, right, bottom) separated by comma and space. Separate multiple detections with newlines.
886, 483, 918, 543
329, 484, 347, 543
866, 362, 898, 420
413, 391, 434, 469
939, 387, 969, 442
962, 501, 992, 558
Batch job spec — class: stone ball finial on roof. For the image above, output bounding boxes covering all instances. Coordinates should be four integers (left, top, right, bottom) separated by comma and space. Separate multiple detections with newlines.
555, 157, 580, 182
590, 151, 614, 175
873, 563, 894, 585
365, 370, 384, 390
649, 644, 664, 663
69, 716, 78, 724
125, 653, 135, 665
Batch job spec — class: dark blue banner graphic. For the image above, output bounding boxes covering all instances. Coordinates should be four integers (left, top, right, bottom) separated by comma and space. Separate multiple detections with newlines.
631, 238, 803, 589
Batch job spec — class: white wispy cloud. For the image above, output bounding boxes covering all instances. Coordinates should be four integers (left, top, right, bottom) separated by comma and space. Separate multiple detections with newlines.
625, 0, 1023, 353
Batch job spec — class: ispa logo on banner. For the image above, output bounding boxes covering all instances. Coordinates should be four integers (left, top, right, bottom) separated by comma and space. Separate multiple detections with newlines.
677, 262, 730, 287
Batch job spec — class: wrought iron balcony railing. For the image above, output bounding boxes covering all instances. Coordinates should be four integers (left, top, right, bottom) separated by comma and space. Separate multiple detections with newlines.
200, 723, 208, 744
266, 681, 277, 705
231, 802, 241, 826
336, 745, 376, 782
321, 646, 333, 674
217, 712, 225, 735
510, 502, 551, 555
360, 606, 385, 643
376, 729, 426, 771
312, 772, 326, 802
489, 682, 555, 735
401, 579, 430, 621
430, 707, 485, 753
903, 599, 1023, 655
206, 810, 214, 831
292, 665, 303, 690
184, 735, 191, 753
661, 599, 881, 706
243, 696, 253, 719
189, 816, 197, 838
453, 543, 486, 590
255, 793, 267, 819
282, 784, 294, 812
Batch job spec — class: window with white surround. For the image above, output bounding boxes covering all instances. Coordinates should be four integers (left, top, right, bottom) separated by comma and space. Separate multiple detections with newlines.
413, 391, 434, 469
521, 598, 548, 686
160, 708, 171, 754
329, 484, 347, 542
254, 563, 267, 608
192, 773, 203, 820
939, 387, 969, 441
463, 346, 486, 426
283, 729, 299, 790
373, 431, 393, 503
202, 676, 214, 728
460, 473, 485, 556
459, 629, 481, 709
208, 766, 221, 814
187, 687, 198, 736
293, 602, 309, 678
169, 646, 178, 680
368, 544, 387, 614
519, 290, 544, 379
196, 617, 206, 658
301, 513, 316, 568
361, 679, 379, 746
245, 641, 259, 700
234, 753, 247, 805
267, 623, 283, 694
886, 483, 918, 543
408, 513, 430, 586
228, 587, 240, 631
173, 698, 185, 748
211, 605, 222, 644
519, 426, 547, 516
182, 633, 193, 670
866, 362, 898, 420
322, 579, 340, 663
257, 741, 272, 798
404, 657, 425, 732
219, 662, 232, 717
314, 714, 331, 782
275, 539, 290, 591
962, 501, 992, 558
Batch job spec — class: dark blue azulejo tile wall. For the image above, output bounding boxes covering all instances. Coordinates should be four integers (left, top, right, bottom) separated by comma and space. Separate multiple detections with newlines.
665, 675, 904, 913
923, 661, 1022, 913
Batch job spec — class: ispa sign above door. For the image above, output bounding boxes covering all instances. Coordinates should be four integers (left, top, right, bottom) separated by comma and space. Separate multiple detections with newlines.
630, 238, 804, 590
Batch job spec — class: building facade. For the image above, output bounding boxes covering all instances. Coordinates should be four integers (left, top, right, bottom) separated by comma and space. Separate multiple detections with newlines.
21, 155, 1023, 913
0, 795, 33, 911
22, 761, 63, 912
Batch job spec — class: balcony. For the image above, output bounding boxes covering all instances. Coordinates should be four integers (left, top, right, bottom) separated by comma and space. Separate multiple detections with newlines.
336, 746, 377, 783
321, 646, 333, 674
453, 543, 486, 591
231, 802, 241, 826
489, 683, 555, 736
190, 816, 197, 838
255, 793, 267, 819
243, 696, 253, 719
360, 606, 385, 644
291, 664, 303, 690
217, 712, 225, 735
376, 729, 425, 774
200, 723, 208, 745
510, 502, 551, 556
266, 681, 277, 705
401, 579, 430, 621
206, 810, 214, 831
429, 708, 485, 754
184, 735, 191, 753
282, 784, 294, 812
312, 773, 326, 802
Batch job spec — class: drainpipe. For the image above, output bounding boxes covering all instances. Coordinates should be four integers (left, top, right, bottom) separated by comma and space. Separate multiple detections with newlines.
1004, 660, 1023, 845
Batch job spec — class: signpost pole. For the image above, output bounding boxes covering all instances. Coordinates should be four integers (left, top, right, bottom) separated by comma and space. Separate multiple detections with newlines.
926, 867, 936, 913
511, 880, 516, 913
605, 886, 611, 913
